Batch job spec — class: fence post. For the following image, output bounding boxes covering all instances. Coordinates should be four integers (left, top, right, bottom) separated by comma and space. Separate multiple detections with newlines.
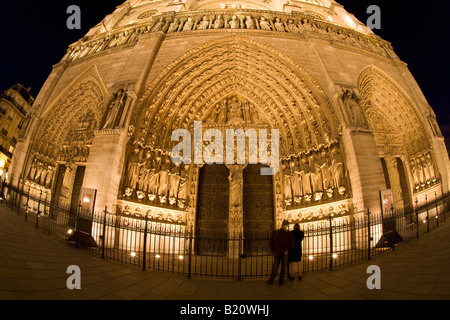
36, 189, 42, 228
415, 198, 419, 238
329, 213, 333, 271
237, 232, 243, 281
425, 194, 429, 233
142, 210, 149, 271
25, 186, 30, 221
367, 208, 371, 261
187, 225, 193, 279
435, 191, 439, 227
101, 206, 107, 259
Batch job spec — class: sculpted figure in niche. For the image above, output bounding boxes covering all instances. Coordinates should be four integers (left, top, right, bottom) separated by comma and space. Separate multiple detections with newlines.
319, 149, 334, 198
410, 159, 420, 190
281, 160, 293, 206
199, 16, 209, 30
342, 90, 367, 129
299, 154, 312, 201
45, 166, 54, 188
259, 17, 271, 30
229, 97, 243, 120
310, 151, 324, 201
229, 15, 240, 29
34, 162, 43, 184
214, 15, 224, 29
103, 89, 126, 129
421, 154, 431, 185
177, 164, 190, 208
158, 155, 171, 203
291, 158, 302, 204
331, 145, 345, 195
218, 100, 228, 123
229, 165, 245, 207
274, 18, 285, 32
126, 147, 142, 191
152, 17, 164, 32
168, 18, 180, 33
183, 17, 194, 31
416, 158, 425, 188
28, 158, 37, 182
169, 161, 181, 206
287, 19, 300, 32
426, 153, 437, 182
147, 151, 160, 201
138, 150, 153, 194
245, 16, 255, 29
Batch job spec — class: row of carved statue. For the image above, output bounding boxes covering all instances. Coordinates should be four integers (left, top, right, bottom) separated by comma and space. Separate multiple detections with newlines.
281, 144, 347, 207
124, 147, 190, 209
26, 158, 56, 189
410, 152, 439, 191
64, 12, 395, 63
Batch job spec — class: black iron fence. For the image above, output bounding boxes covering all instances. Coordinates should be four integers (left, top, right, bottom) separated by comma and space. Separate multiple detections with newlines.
2, 183, 449, 280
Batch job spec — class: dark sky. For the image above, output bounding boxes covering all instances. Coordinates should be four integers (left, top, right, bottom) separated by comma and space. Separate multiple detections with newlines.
1, 0, 449, 142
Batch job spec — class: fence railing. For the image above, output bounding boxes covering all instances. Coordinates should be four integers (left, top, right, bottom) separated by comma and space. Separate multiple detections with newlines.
2, 183, 449, 280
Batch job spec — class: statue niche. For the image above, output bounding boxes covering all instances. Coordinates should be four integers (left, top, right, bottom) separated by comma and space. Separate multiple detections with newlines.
102, 88, 128, 129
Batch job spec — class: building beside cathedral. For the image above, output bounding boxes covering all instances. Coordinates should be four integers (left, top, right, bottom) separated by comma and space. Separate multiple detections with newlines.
8, 0, 450, 249
0, 84, 33, 181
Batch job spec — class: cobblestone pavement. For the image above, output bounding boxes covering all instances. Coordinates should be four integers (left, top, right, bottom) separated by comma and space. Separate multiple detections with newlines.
1, 204, 450, 301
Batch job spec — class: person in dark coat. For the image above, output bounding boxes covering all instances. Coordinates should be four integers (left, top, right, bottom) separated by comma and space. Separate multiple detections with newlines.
266, 220, 295, 285
288, 223, 304, 280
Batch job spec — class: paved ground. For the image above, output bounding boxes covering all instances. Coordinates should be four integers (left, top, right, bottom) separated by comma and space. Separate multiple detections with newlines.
1, 204, 450, 302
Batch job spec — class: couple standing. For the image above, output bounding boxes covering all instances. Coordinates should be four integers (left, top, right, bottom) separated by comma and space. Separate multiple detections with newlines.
266, 220, 304, 285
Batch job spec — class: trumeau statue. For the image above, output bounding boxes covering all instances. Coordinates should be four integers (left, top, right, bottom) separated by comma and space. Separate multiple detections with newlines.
103, 88, 126, 129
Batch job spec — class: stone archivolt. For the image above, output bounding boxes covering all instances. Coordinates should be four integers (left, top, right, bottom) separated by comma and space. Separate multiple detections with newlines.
133, 36, 338, 158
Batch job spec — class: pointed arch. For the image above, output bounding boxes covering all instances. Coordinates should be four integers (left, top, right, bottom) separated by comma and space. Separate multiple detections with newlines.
357, 65, 430, 156
133, 35, 339, 157
32, 65, 108, 160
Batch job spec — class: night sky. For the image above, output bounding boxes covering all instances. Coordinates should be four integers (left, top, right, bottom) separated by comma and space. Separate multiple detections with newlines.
1, 0, 449, 145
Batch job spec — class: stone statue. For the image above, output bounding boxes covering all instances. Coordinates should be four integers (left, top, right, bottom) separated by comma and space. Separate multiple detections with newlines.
138, 150, 153, 193
245, 16, 255, 29
416, 158, 425, 188
282, 160, 292, 206
177, 164, 190, 208
183, 17, 194, 31
229, 15, 240, 29
147, 152, 160, 201
310, 151, 324, 201
168, 18, 180, 33
229, 165, 244, 207
169, 162, 181, 205
158, 155, 171, 203
287, 19, 300, 33
259, 17, 271, 31
217, 100, 228, 123
426, 153, 437, 182
274, 18, 285, 32
214, 15, 224, 29
299, 154, 312, 201
199, 16, 209, 30
291, 158, 302, 204
410, 159, 420, 190
103, 89, 126, 129
152, 17, 164, 32
331, 145, 345, 195
126, 148, 142, 191
342, 90, 367, 129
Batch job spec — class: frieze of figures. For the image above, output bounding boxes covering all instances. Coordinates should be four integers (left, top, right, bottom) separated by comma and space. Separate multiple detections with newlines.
284, 199, 352, 224
63, 10, 396, 64
279, 142, 349, 209
409, 151, 439, 192
25, 156, 56, 191
122, 145, 191, 210
118, 200, 186, 226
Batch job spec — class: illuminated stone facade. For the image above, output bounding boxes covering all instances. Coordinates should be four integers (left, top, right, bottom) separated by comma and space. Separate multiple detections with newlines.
9, 0, 450, 238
